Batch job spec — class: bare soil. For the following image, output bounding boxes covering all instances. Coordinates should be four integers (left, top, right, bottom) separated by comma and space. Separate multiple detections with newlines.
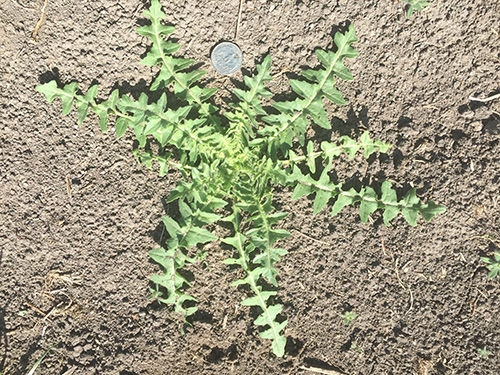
1, 0, 499, 374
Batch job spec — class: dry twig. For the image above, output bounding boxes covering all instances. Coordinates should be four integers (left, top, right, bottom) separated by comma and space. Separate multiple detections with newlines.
293, 229, 331, 246
272, 67, 292, 80
300, 365, 346, 375
234, 0, 245, 40
25, 302, 47, 317
65, 176, 72, 198
469, 93, 500, 103
32, 0, 48, 41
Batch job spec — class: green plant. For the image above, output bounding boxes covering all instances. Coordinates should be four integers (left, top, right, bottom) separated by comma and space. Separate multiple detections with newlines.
36, 0, 445, 357
477, 345, 492, 359
0, 345, 52, 375
402, 0, 430, 18
350, 343, 364, 354
340, 311, 358, 325
481, 251, 500, 278
27, 346, 53, 375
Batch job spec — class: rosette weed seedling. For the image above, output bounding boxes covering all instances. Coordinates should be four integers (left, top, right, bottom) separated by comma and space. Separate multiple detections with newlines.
402, 0, 430, 18
341, 311, 358, 326
477, 346, 492, 359
37, 0, 445, 356
481, 251, 500, 278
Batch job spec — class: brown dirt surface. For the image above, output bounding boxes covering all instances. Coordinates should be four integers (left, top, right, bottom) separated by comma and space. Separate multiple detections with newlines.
1, 0, 499, 374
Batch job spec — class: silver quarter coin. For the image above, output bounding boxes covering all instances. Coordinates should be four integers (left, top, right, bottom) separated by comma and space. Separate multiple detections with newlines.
210, 42, 243, 75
